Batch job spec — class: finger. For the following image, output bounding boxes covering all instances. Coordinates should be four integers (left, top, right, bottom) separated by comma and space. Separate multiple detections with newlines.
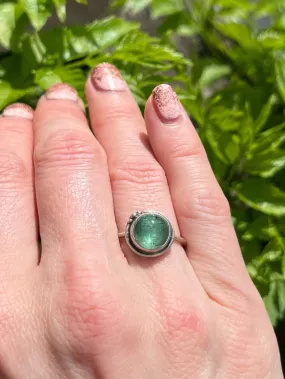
85, 63, 182, 263
33, 84, 121, 276
145, 84, 258, 308
85, 62, 204, 297
0, 103, 38, 279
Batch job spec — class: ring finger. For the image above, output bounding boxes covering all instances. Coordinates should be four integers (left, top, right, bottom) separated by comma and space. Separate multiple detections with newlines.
144, 84, 260, 309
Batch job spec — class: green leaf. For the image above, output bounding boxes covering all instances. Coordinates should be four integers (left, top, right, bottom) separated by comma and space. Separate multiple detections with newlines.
244, 149, 285, 178
257, 30, 285, 50
110, 0, 127, 10
255, 94, 278, 133
181, 97, 204, 125
235, 178, 285, 217
242, 215, 278, 242
112, 0, 151, 14
232, 207, 250, 236
274, 51, 285, 104
35, 68, 62, 89
21, 32, 47, 70
35, 67, 86, 97
241, 239, 262, 266
176, 24, 199, 37
111, 30, 190, 68
51, 19, 115, 61
206, 124, 240, 164
74, 0, 87, 4
255, 0, 285, 15
88, 17, 139, 49
151, 0, 184, 18
157, 11, 190, 35
23, 19, 120, 67
213, 22, 255, 49
214, 0, 252, 24
52, 0, 66, 22
216, 0, 249, 6
251, 238, 285, 302
259, 239, 284, 264
64, 26, 99, 59
250, 124, 285, 154
274, 14, 285, 30
239, 103, 254, 148
19, 0, 53, 30
186, 0, 214, 27
207, 106, 244, 132
208, 152, 228, 181
0, 2, 24, 48
0, 81, 30, 110
263, 280, 285, 326
245, 121, 285, 180
198, 64, 232, 90
208, 80, 269, 122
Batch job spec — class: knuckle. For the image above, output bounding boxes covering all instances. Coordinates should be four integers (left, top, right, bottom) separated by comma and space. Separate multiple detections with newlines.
62, 265, 125, 348
35, 129, 106, 171
183, 186, 231, 222
0, 152, 28, 190
169, 140, 206, 161
194, 187, 230, 219
237, 286, 264, 316
157, 288, 209, 350
167, 307, 206, 339
156, 288, 213, 376
96, 106, 142, 128
212, 276, 256, 314
110, 158, 166, 186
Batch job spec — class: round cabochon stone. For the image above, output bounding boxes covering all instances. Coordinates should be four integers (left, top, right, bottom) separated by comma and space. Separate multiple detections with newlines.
133, 213, 170, 251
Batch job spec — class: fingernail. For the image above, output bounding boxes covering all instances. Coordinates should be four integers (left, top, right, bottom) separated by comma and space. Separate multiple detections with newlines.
152, 84, 181, 123
91, 63, 126, 91
2, 103, 34, 120
46, 83, 79, 101
45, 83, 85, 111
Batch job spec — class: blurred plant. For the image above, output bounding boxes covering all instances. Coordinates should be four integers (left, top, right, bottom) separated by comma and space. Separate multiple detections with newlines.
0, 0, 189, 108
114, 0, 285, 326
0, 0, 285, 326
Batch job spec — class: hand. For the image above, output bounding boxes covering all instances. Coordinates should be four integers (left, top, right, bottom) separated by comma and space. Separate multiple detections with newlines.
0, 63, 283, 379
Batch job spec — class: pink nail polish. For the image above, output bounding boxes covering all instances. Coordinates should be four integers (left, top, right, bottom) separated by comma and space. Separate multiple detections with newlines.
46, 83, 79, 102
2, 103, 34, 120
91, 63, 126, 91
152, 84, 181, 122
45, 83, 85, 111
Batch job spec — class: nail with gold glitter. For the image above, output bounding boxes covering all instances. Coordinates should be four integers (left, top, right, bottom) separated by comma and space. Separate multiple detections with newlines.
152, 84, 181, 123
45, 83, 85, 111
46, 83, 79, 102
2, 103, 34, 120
91, 63, 127, 92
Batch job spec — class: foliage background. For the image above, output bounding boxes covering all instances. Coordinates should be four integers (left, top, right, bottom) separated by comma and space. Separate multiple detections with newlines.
0, 0, 285, 327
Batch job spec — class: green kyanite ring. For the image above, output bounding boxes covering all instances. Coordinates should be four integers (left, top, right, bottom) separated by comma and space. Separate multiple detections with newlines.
119, 211, 186, 258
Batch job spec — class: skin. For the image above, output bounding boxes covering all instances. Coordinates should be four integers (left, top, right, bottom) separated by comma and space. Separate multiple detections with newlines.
0, 64, 283, 379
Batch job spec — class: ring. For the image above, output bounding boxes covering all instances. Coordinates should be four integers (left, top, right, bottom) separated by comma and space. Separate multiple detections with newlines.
118, 211, 187, 258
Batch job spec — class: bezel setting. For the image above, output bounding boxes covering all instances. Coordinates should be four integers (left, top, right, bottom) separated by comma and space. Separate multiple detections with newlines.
125, 211, 175, 258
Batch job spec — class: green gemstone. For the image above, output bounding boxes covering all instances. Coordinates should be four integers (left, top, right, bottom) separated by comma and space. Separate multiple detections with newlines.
133, 214, 170, 251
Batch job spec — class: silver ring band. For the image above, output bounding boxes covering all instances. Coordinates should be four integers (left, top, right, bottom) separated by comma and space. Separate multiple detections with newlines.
118, 211, 187, 258
118, 233, 186, 247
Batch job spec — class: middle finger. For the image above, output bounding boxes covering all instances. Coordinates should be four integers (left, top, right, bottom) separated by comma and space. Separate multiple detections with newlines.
85, 63, 194, 273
